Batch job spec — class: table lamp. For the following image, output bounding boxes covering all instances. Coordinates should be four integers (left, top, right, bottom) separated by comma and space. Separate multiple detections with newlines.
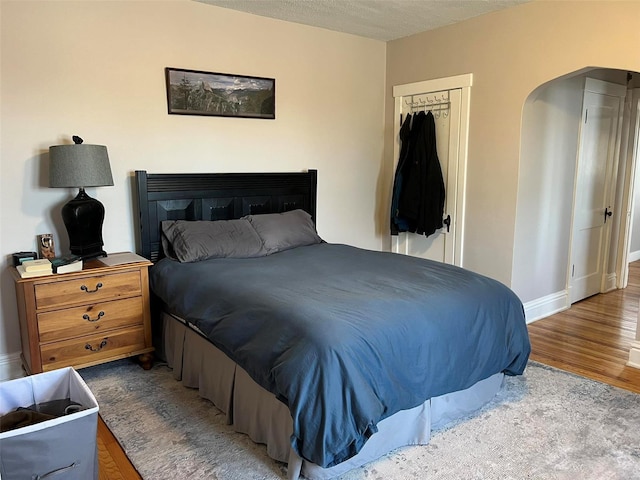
49, 136, 114, 259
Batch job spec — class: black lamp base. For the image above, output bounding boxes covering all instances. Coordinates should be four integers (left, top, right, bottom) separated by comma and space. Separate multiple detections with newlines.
61, 188, 108, 260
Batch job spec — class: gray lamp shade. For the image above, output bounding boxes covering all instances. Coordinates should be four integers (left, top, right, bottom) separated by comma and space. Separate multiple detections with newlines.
49, 144, 114, 188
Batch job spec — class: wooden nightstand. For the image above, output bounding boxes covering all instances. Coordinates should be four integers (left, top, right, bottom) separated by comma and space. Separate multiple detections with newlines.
11, 255, 154, 374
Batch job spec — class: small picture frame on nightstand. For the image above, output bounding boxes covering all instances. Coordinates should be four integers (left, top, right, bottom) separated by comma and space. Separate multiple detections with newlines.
37, 233, 56, 259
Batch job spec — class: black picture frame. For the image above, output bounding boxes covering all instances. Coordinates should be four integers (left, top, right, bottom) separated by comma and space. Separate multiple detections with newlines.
165, 67, 275, 119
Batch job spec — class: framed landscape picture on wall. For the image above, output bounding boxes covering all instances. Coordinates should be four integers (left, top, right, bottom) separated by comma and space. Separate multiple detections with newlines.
165, 67, 275, 119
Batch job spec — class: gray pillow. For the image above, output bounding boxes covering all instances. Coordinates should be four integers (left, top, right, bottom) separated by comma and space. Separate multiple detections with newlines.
161, 219, 267, 262
245, 209, 322, 255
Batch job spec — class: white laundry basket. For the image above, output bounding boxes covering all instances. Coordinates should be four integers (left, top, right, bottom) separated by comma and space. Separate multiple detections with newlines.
0, 367, 99, 480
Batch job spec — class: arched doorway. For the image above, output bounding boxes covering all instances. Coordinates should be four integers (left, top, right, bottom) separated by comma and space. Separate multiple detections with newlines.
512, 68, 640, 321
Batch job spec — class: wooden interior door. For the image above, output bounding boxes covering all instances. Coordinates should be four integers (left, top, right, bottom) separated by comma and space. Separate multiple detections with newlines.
570, 79, 626, 303
391, 74, 471, 266
392, 89, 461, 264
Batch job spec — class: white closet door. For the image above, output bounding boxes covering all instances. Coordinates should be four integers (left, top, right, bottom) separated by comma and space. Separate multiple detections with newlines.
393, 89, 461, 264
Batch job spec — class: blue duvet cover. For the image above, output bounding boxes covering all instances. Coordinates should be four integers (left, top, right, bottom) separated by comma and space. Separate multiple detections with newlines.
150, 243, 530, 468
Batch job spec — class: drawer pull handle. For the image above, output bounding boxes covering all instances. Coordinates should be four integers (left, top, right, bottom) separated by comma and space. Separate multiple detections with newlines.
35, 461, 78, 479
85, 339, 108, 352
82, 311, 105, 322
80, 282, 103, 293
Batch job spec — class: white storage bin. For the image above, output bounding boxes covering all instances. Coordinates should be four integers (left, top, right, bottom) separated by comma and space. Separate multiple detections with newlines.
0, 367, 99, 480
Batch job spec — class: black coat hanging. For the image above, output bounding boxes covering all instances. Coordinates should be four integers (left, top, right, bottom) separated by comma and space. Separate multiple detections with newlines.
398, 111, 445, 237
390, 113, 413, 235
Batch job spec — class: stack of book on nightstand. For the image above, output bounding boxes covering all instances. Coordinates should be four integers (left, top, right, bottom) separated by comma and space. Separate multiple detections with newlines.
50, 254, 83, 274
16, 258, 53, 278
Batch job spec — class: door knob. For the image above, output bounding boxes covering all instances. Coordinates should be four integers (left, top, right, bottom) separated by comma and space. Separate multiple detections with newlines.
604, 208, 613, 223
443, 214, 451, 233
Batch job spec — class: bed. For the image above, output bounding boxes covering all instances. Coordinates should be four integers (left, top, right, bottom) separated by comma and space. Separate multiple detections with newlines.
135, 169, 530, 479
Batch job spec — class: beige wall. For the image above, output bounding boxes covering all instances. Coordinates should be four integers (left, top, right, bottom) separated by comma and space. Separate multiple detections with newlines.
0, 0, 386, 368
3, 0, 639, 373
385, 0, 640, 285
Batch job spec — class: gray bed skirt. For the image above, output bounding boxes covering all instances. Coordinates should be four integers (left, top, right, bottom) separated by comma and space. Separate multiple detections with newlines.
160, 312, 504, 480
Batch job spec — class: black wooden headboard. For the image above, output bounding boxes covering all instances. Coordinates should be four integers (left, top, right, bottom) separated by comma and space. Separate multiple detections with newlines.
135, 170, 318, 262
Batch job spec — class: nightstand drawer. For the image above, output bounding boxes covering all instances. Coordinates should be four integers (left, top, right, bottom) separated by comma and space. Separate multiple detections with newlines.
41, 325, 147, 372
35, 271, 142, 310
37, 297, 144, 343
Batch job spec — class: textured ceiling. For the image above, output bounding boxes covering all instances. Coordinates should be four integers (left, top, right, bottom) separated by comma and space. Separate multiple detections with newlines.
195, 0, 530, 42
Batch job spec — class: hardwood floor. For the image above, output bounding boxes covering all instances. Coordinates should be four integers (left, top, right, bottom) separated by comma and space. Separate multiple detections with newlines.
96, 264, 640, 478
98, 415, 142, 480
528, 261, 640, 394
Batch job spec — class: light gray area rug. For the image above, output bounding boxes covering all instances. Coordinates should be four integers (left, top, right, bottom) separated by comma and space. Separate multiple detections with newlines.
80, 360, 640, 479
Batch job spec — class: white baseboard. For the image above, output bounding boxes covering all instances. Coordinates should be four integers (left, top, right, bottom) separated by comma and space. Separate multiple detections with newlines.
523, 290, 570, 324
0, 352, 25, 381
628, 250, 640, 263
628, 341, 640, 369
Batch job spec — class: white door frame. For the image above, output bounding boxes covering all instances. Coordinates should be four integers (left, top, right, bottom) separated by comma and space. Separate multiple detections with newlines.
392, 73, 472, 266
615, 89, 640, 288
618, 89, 640, 368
